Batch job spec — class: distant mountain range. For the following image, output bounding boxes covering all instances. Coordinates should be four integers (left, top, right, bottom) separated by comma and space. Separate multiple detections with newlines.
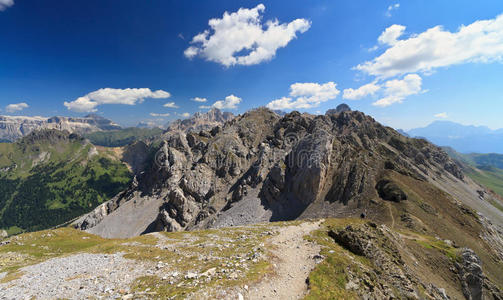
407, 121, 503, 154
0, 114, 121, 142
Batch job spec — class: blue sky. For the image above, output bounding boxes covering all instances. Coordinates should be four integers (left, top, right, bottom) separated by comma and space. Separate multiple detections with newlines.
1, 0, 503, 129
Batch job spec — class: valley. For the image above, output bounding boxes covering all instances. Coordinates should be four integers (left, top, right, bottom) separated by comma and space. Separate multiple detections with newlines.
0, 130, 131, 234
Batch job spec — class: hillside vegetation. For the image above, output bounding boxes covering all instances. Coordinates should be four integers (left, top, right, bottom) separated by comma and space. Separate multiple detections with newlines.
443, 147, 503, 199
83, 127, 164, 147
0, 130, 131, 234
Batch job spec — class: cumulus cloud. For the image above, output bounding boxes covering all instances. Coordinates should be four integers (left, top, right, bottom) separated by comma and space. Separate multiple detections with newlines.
184, 4, 311, 67
5, 102, 28, 113
434, 112, 448, 118
212, 95, 242, 109
356, 14, 503, 78
150, 113, 170, 117
0, 0, 14, 11
191, 97, 207, 103
373, 74, 423, 107
385, 3, 400, 17
64, 88, 171, 113
163, 102, 179, 108
378, 25, 405, 46
266, 82, 340, 110
199, 95, 242, 110
343, 82, 381, 100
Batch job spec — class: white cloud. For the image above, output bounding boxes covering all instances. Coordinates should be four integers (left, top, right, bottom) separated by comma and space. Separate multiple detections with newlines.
434, 112, 448, 118
378, 25, 405, 46
64, 88, 171, 113
212, 95, 242, 109
368, 45, 379, 52
150, 113, 171, 117
181, 112, 190, 118
266, 82, 340, 110
356, 14, 503, 78
64, 97, 98, 113
184, 4, 311, 67
0, 0, 14, 11
373, 74, 423, 107
385, 3, 400, 17
343, 82, 381, 100
191, 97, 207, 103
5, 102, 28, 113
163, 102, 179, 108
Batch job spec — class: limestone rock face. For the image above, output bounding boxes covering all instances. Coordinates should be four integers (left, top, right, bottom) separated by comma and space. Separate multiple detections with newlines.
74, 107, 471, 236
0, 114, 121, 142
121, 141, 150, 175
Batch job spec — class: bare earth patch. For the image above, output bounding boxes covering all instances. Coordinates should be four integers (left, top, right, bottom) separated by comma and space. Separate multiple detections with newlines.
247, 220, 323, 299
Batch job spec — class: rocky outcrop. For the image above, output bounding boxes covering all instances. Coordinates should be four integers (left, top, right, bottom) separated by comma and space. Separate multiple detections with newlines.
456, 248, 503, 300
329, 223, 430, 299
328, 223, 503, 300
0, 114, 121, 142
375, 179, 407, 202
457, 249, 484, 300
325, 103, 351, 115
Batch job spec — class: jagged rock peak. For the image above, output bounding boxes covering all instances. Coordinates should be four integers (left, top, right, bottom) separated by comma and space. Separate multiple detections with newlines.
167, 108, 235, 132
326, 103, 351, 116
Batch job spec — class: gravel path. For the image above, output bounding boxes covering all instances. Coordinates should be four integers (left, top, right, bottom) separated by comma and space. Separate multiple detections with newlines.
0, 253, 150, 300
247, 220, 322, 300
0, 221, 323, 300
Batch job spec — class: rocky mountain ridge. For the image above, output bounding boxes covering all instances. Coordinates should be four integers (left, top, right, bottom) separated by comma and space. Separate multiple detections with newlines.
74, 104, 503, 237
0, 114, 121, 142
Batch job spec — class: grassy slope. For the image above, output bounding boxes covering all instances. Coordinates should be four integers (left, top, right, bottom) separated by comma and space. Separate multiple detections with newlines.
443, 147, 503, 200
305, 171, 503, 298
466, 166, 503, 197
83, 127, 164, 147
0, 131, 131, 233
304, 170, 503, 298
